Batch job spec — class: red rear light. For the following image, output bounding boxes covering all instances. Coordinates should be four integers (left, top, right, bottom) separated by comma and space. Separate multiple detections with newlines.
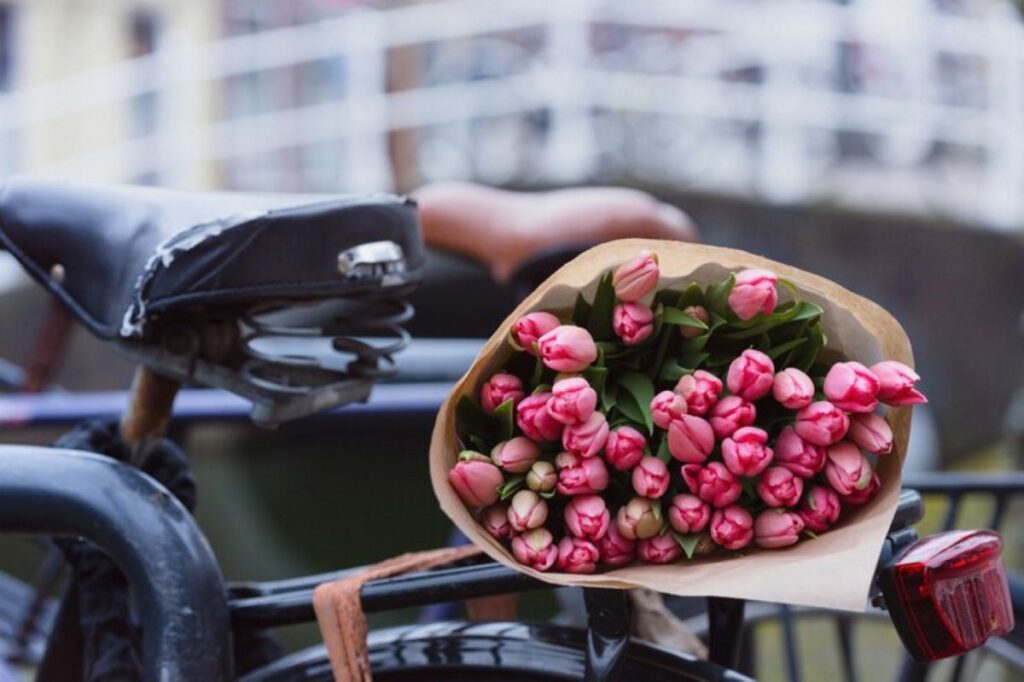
881, 530, 1015, 662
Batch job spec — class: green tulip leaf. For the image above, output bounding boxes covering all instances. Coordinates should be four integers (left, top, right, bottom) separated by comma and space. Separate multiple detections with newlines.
704, 272, 735, 317
588, 272, 617, 342
456, 395, 496, 445
572, 292, 591, 327
677, 282, 705, 309
672, 532, 702, 560
495, 398, 516, 441
618, 371, 655, 434
662, 306, 710, 330
497, 476, 525, 501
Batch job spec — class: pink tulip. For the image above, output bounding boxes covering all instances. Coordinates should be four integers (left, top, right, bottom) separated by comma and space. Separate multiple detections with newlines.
632, 456, 670, 498
651, 390, 689, 430
557, 536, 600, 574
773, 425, 826, 478
616, 497, 663, 540
448, 459, 503, 508
847, 413, 893, 454
798, 485, 842, 532
508, 490, 549, 531
682, 462, 742, 508
516, 393, 564, 442
563, 412, 610, 458
708, 396, 757, 439
754, 510, 805, 549
512, 312, 561, 354
667, 494, 711, 534
613, 302, 655, 345
727, 349, 775, 401
481, 504, 514, 541
721, 426, 774, 477
824, 362, 880, 413
597, 523, 636, 566
710, 505, 754, 550
675, 370, 722, 416
794, 401, 849, 446
557, 456, 610, 496
871, 361, 927, 406
512, 528, 558, 571
526, 461, 557, 493
825, 441, 874, 496
480, 372, 525, 414
679, 305, 710, 339
555, 450, 580, 470
773, 368, 815, 410
667, 414, 715, 463
613, 250, 659, 302
728, 268, 778, 321
548, 377, 598, 425
841, 472, 880, 505
491, 437, 540, 473
564, 494, 611, 541
537, 325, 598, 373
604, 426, 646, 471
637, 534, 682, 564
757, 466, 804, 508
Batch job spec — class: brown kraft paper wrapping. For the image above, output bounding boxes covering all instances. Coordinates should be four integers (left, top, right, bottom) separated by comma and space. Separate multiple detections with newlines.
430, 239, 914, 612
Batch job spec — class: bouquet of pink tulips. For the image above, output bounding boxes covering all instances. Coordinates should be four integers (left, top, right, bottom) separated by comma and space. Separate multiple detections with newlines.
432, 240, 922, 610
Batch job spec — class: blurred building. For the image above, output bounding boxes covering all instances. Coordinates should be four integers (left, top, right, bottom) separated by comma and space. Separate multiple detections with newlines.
0, 0, 1021, 229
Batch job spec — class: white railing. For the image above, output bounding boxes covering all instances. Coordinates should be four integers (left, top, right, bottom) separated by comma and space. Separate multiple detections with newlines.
1, 0, 1021, 228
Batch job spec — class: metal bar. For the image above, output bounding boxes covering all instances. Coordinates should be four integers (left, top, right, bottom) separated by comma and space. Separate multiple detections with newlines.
902, 473, 1024, 494
834, 615, 857, 682
0, 446, 232, 681
229, 562, 544, 629
779, 605, 802, 682
707, 596, 746, 669
583, 588, 630, 682
940, 494, 961, 532
987, 494, 1008, 531
949, 653, 969, 682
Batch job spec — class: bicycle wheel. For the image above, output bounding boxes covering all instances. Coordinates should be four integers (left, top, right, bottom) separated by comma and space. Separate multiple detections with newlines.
241, 621, 750, 682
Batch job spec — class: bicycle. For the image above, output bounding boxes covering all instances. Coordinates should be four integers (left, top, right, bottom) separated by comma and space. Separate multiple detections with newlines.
0, 177, 1014, 681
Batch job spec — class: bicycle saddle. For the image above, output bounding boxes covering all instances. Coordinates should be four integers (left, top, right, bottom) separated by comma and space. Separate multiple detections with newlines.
0, 177, 425, 424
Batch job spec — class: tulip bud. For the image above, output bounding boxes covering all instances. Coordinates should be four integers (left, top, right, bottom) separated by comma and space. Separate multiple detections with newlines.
754, 509, 805, 549
773, 425, 826, 478
556, 456, 609, 496
632, 456, 670, 499
727, 268, 778, 321
538, 325, 598, 373
604, 426, 646, 471
491, 437, 541, 473
794, 401, 849, 446
547, 377, 598, 425
667, 414, 715, 463
557, 536, 600, 574
511, 528, 558, 571
708, 396, 756, 439
681, 462, 742, 508
824, 362, 880, 413
710, 505, 754, 550
841, 472, 880, 505
516, 393, 564, 442
481, 503, 514, 541
526, 460, 557, 493
721, 426, 774, 477
508, 490, 549, 531
667, 494, 711, 534
564, 494, 611, 541
616, 497, 663, 540
448, 459, 504, 508
555, 450, 580, 470
726, 349, 775, 402
613, 302, 655, 345
674, 370, 722, 415
596, 522, 636, 566
512, 312, 561, 355
757, 466, 804, 508
798, 485, 842, 532
773, 368, 814, 410
563, 411, 610, 458
650, 390, 688, 430
847, 412, 893, 455
825, 441, 874, 496
870, 361, 927, 406
480, 372, 526, 415
612, 250, 659, 302
679, 305, 710, 339
637, 533, 682, 564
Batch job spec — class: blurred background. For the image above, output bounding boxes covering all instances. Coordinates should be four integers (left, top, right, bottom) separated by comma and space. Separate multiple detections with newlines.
0, 0, 1023, 680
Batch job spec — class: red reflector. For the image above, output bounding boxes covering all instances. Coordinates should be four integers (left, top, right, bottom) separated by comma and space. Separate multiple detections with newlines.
881, 530, 1015, 662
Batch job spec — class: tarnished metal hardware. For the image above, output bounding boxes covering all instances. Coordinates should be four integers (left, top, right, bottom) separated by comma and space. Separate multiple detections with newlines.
337, 240, 406, 281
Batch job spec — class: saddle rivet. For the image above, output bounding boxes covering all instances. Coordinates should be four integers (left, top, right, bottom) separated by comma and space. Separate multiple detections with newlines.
49, 263, 65, 282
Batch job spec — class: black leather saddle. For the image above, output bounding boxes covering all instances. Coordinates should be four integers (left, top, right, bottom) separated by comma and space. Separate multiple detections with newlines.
0, 177, 425, 424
